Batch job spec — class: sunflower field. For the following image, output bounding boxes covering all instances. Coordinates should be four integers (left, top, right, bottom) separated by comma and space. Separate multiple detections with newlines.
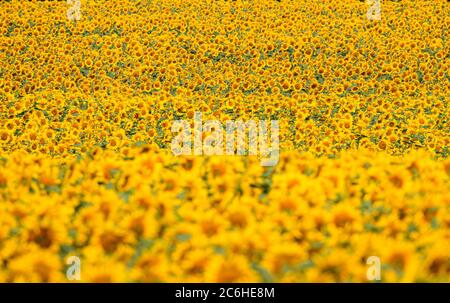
0, 0, 449, 282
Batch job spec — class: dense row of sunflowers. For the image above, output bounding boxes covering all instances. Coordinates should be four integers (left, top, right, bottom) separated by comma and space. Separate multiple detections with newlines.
1, 149, 449, 282
0, 0, 449, 282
